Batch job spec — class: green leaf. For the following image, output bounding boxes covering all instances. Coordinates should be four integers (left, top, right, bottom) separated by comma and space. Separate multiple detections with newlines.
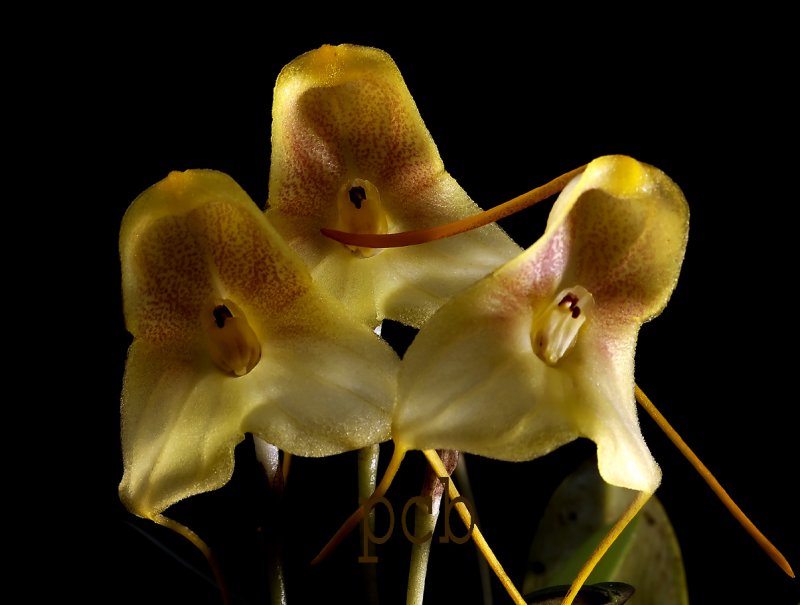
524, 458, 688, 605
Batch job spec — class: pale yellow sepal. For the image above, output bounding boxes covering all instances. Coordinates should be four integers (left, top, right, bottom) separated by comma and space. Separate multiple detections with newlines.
394, 155, 689, 494
119, 169, 399, 519
265, 44, 521, 328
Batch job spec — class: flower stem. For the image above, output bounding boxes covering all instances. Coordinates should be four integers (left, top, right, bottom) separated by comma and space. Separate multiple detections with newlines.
407, 449, 459, 605
359, 444, 381, 604
253, 437, 290, 605
422, 449, 527, 605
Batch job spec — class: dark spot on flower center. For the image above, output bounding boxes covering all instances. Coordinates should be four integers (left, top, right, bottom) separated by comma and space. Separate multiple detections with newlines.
213, 304, 233, 328
558, 292, 581, 318
348, 186, 367, 209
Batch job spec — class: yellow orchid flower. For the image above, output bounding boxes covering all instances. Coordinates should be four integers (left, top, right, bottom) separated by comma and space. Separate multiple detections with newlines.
265, 44, 522, 328
312, 156, 686, 605
118, 169, 399, 523
113, 39, 797, 605
393, 155, 686, 495
377, 154, 792, 604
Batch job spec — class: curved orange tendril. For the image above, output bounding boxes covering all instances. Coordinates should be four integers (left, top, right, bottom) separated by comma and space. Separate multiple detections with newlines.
321, 164, 587, 248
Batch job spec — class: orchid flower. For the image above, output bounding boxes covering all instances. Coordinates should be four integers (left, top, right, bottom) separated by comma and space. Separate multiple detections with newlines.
265, 44, 522, 329
118, 169, 399, 526
393, 155, 687, 494
271, 44, 569, 603
400, 155, 684, 605
368, 154, 791, 604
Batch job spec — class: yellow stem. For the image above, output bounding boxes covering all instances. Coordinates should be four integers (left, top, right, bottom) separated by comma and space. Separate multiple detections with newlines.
560, 490, 651, 605
321, 164, 586, 248
311, 444, 407, 565
423, 449, 527, 605
635, 384, 795, 578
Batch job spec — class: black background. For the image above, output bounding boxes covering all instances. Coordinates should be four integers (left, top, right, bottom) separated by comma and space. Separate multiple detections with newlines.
57, 11, 798, 605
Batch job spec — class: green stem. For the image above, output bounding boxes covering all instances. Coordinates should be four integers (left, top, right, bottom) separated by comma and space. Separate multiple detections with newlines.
253, 436, 290, 605
358, 444, 381, 604
407, 450, 460, 605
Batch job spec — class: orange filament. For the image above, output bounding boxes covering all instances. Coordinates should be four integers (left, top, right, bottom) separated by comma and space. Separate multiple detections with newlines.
321, 164, 587, 248
311, 445, 407, 565
152, 513, 231, 605
635, 384, 794, 578
422, 449, 527, 605
560, 490, 652, 605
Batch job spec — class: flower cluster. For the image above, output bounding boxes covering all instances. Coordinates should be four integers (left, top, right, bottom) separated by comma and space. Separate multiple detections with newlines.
119, 44, 703, 605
